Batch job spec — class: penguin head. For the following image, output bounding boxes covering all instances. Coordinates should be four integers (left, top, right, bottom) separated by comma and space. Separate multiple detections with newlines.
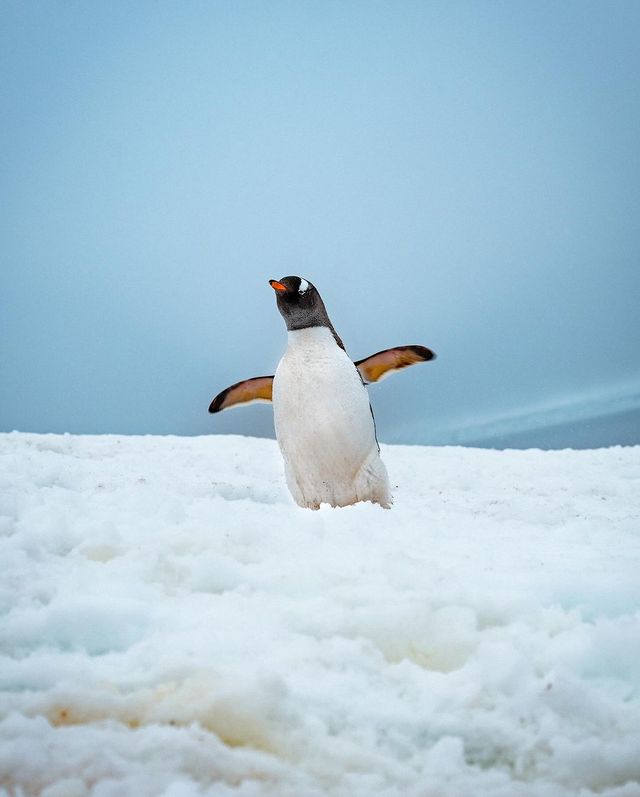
268, 276, 331, 331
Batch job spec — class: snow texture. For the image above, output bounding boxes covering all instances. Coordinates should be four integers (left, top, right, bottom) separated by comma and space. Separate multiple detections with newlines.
1, 432, 639, 797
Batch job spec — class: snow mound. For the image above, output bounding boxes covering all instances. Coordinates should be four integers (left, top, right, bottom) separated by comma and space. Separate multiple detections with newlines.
1, 432, 639, 797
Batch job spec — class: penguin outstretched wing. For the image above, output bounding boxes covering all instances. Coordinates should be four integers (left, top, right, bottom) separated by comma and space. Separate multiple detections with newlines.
355, 345, 436, 384
209, 375, 274, 413
209, 345, 435, 412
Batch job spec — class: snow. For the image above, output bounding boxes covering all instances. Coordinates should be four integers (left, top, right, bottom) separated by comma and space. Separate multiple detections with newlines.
1, 431, 639, 797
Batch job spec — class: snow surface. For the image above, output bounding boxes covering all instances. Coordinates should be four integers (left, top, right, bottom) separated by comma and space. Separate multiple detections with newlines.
1, 432, 639, 797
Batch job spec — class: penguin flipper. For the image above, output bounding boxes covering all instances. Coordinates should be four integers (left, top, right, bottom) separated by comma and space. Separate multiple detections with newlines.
208, 375, 274, 413
355, 345, 436, 384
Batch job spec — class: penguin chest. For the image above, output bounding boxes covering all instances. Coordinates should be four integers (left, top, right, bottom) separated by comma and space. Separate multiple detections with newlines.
273, 328, 377, 494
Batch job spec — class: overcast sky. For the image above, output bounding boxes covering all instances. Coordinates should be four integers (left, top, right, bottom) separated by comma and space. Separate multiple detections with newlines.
2, 1, 639, 447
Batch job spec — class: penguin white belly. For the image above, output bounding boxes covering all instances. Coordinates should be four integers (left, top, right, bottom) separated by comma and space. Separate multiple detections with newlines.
273, 327, 391, 508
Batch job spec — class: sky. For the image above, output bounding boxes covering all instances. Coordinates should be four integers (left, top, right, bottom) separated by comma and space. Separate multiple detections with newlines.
2, 0, 639, 447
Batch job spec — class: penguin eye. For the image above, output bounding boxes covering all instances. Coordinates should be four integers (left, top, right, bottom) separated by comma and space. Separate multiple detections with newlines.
298, 278, 309, 295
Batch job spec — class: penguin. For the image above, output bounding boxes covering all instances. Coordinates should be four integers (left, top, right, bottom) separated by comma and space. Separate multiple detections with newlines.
208, 276, 436, 509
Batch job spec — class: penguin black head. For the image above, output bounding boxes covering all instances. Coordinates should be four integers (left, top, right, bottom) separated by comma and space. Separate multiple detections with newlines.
268, 276, 332, 332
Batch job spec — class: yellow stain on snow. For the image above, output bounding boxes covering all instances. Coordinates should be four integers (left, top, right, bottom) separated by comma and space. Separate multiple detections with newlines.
44, 672, 285, 754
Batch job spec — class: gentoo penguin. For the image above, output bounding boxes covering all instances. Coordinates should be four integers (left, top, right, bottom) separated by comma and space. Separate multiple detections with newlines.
209, 277, 435, 509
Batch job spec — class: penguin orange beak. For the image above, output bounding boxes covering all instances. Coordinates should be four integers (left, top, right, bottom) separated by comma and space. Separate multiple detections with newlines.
269, 280, 287, 293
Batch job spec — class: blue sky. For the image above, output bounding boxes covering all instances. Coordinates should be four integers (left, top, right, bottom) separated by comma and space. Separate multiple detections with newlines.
2, 1, 639, 446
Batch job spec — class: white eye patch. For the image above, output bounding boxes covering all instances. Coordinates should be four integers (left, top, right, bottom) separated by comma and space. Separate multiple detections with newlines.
298, 278, 309, 294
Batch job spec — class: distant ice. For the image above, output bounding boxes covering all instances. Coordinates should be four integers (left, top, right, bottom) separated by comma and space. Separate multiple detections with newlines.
1, 432, 639, 796
421, 381, 640, 450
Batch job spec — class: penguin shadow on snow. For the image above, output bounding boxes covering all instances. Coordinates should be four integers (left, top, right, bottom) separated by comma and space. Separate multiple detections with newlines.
209, 276, 436, 510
